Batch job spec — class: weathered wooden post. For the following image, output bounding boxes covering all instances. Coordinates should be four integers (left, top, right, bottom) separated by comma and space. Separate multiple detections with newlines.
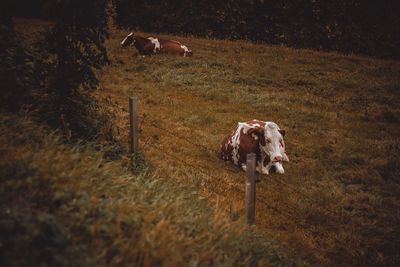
129, 96, 139, 153
245, 153, 256, 225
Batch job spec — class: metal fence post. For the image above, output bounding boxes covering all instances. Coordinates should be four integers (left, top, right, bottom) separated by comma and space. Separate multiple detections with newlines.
129, 96, 139, 153
245, 153, 256, 225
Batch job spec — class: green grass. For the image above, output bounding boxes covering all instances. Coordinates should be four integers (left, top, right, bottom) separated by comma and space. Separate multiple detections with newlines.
5, 19, 400, 266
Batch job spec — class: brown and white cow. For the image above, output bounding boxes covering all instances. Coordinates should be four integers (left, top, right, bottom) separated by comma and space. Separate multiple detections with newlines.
220, 120, 289, 175
121, 32, 193, 57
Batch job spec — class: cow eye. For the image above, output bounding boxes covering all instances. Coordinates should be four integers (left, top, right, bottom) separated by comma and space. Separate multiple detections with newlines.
266, 138, 271, 143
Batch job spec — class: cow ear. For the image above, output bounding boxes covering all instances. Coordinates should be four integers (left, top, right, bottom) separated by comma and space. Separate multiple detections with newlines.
249, 128, 265, 145
248, 127, 264, 138
258, 128, 266, 146
279, 129, 286, 136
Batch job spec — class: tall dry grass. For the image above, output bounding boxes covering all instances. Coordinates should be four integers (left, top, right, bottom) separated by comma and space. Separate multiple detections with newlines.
0, 114, 299, 266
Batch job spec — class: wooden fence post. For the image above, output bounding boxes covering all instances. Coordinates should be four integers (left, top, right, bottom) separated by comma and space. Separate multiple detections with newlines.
129, 96, 139, 153
245, 153, 256, 225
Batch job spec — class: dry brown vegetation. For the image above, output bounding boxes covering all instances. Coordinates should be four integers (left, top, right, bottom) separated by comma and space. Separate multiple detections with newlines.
97, 27, 400, 266
1, 114, 298, 266
2, 19, 399, 266
1, 19, 300, 267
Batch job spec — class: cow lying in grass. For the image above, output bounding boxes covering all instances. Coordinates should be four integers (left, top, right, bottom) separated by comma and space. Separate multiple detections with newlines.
121, 32, 193, 57
220, 120, 289, 175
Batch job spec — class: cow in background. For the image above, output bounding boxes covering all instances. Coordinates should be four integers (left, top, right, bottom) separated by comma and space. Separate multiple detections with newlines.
220, 120, 289, 175
121, 32, 193, 57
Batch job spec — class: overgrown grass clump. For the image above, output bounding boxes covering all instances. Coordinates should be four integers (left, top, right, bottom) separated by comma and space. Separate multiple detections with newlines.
0, 114, 299, 267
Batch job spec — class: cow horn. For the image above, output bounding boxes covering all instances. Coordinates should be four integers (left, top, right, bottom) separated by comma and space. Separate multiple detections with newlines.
283, 153, 289, 162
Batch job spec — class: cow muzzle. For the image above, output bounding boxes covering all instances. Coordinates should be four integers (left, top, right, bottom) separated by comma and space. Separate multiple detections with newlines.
273, 162, 285, 174
121, 41, 129, 48
273, 155, 282, 162
270, 154, 285, 174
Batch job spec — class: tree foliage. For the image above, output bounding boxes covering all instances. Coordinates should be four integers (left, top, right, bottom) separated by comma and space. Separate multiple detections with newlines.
2, 0, 111, 140
40, 0, 110, 140
114, 0, 400, 59
45, 0, 108, 98
0, 3, 40, 111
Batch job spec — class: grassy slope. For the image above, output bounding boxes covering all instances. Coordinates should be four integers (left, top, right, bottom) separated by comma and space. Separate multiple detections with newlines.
0, 114, 298, 266
5, 19, 400, 266
97, 26, 400, 266
1, 19, 300, 267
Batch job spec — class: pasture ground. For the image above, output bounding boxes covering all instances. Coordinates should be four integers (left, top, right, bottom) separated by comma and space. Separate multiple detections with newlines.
99, 26, 400, 266
3, 18, 400, 266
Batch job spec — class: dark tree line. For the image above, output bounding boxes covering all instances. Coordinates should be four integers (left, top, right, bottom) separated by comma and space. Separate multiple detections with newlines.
0, 1, 42, 112
114, 0, 400, 59
1, 0, 110, 140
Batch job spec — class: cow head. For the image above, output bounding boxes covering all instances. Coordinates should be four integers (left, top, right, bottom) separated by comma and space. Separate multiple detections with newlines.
250, 122, 289, 174
121, 32, 136, 47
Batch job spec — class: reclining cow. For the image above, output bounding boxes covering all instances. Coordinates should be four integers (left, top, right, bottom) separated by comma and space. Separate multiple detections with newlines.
220, 120, 289, 175
121, 32, 193, 57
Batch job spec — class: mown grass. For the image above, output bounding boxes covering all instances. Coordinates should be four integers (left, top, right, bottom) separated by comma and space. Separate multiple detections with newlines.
0, 114, 298, 266
96, 26, 400, 266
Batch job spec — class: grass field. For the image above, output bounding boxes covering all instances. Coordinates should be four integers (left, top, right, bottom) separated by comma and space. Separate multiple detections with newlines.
98, 26, 400, 266
3, 19, 400, 266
